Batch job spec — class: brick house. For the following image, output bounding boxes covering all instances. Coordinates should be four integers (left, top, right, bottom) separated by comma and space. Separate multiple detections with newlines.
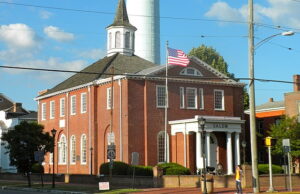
35, 0, 245, 175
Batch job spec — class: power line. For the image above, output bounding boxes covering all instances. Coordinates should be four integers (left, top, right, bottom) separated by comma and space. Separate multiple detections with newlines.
0, 65, 298, 85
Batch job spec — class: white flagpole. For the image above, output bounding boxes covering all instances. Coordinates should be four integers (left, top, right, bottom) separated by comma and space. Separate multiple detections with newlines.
164, 41, 169, 163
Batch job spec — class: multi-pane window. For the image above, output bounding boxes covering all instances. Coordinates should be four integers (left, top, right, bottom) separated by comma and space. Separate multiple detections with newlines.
180, 87, 185, 109
199, 88, 204, 110
41, 103, 46, 120
70, 95, 76, 115
70, 135, 76, 164
186, 87, 197, 109
115, 31, 121, 48
156, 85, 166, 108
50, 100, 55, 119
81, 93, 87, 113
60, 98, 65, 117
157, 131, 167, 163
125, 32, 130, 49
81, 134, 87, 164
214, 89, 224, 110
58, 135, 67, 164
107, 87, 112, 109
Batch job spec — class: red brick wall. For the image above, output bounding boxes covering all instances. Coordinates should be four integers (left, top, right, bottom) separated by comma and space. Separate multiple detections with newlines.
285, 92, 300, 117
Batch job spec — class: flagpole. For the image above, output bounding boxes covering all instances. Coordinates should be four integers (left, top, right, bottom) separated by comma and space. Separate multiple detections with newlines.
164, 41, 169, 163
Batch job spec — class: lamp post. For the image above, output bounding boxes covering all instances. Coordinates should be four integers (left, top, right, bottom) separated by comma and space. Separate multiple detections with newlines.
51, 128, 57, 188
198, 117, 207, 194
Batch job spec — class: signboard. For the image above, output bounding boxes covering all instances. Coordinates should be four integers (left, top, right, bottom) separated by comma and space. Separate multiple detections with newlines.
282, 139, 291, 153
107, 144, 116, 159
107, 132, 115, 144
131, 152, 139, 166
99, 182, 110, 191
34, 151, 44, 164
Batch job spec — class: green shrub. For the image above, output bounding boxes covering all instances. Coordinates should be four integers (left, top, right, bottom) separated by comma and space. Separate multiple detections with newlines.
129, 165, 153, 176
258, 164, 283, 175
100, 161, 130, 175
31, 163, 44, 173
157, 163, 190, 175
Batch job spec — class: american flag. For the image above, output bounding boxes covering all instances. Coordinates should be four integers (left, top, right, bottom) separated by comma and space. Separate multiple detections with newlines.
167, 47, 190, 66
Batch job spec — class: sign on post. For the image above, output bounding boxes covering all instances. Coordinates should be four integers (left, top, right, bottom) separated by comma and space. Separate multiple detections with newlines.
131, 152, 139, 166
283, 139, 291, 153
99, 182, 110, 191
107, 132, 115, 144
34, 151, 44, 164
107, 144, 116, 160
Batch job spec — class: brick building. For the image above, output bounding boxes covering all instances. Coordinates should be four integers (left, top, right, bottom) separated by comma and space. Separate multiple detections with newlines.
35, 0, 245, 175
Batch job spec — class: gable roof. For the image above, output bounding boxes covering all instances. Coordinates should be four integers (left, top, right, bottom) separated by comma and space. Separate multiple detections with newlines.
38, 53, 157, 98
245, 100, 285, 115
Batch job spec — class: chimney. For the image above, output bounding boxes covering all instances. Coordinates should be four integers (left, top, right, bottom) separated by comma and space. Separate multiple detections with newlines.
38, 89, 49, 96
13, 103, 22, 112
269, 98, 274, 102
293, 75, 300, 92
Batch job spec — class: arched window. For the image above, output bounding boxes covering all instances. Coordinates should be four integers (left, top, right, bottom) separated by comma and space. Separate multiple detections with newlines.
109, 32, 112, 49
81, 134, 87, 164
58, 134, 67, 164
115, 31, 121, 48
180, 67, 203, 76
125, 32, 130, 49
157, 131, 168, 163
70, 135, 76, 164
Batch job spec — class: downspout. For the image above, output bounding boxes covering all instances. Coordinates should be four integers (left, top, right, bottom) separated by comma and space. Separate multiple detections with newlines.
66, 92, 69, 175
119, 79, 123, 161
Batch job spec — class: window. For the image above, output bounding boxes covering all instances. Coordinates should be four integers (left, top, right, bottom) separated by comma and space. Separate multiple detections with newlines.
115, 31, 121, 48
58, 135, 67, 164
60, 98, 65, 117
257, 119, 263, 134
70, 135, 76, 164
125, 32, 130, 49
81, 134, 87, 164
186, 87, 197, 109
109, 32, 112, 49
180, 67, 202, 76
41, 103, 46, 120
107, 87, 113, 109
199, 88, 204, 110
49, 153, 53, 164
50, 100, 55, 119
180, 87, 185, 109
156, 85, 167, 108
70, 95, 76, 115
214, 90, 224, 110
81, 93, 87, 113
157, 131, 168, 163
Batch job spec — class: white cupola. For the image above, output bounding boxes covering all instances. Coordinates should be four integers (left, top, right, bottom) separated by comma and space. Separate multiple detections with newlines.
106, 0, 137, 57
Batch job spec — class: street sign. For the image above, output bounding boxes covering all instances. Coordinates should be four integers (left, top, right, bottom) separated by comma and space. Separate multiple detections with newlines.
131, 152, 139, 166
34, 151, 44, 164
99, 182, 110, 191
107, 144, 116, 159
283, 139, 290, 146
107, 132, 115, 144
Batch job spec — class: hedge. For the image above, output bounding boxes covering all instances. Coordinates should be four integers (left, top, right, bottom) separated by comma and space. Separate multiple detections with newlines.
157, 162, 191, 175
258, 164, 284, 175
99, 161, 153, 176
31, 163, 44, 173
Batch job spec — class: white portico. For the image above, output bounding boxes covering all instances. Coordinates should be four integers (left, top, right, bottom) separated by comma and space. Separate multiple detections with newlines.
169, 115, 244, 175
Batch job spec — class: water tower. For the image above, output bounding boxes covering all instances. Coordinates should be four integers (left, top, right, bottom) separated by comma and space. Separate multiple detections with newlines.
126, 0, 160, 64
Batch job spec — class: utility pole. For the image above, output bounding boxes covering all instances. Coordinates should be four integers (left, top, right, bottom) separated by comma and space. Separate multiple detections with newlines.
248, 0, 260, 192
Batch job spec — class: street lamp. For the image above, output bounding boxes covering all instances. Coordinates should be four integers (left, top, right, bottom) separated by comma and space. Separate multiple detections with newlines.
51, 128, 57, 188
248, 1, 294, 191
198, 117, 207, 194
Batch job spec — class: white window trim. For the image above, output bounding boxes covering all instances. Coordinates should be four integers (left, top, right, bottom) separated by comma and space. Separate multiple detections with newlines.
180, 87, 185, 109
186, 87, 198, 109
214, 89, 225, 111
157, 131, 169, 163
81, 134, 87, 165
81, 93, 87, 114
70, 135, 76, 165
41, 103, 46, 121
60, 98, 65, 117
199, 88, 204, 110
49, 153, 53, 164
58, 135, 67, 165
180, 67, 203, 77
156, 85, 167, 108
107, 87, 112, 110
50, 100, 55, 119
70, 95, 76, 115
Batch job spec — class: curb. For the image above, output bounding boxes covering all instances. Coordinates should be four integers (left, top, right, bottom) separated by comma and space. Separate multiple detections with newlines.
1, 186, 87, 194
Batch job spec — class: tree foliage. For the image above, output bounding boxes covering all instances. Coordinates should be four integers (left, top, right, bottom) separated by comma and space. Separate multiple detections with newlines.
269, 116, 300, 157
1, 121, 52, 186
188, 44, 249, 109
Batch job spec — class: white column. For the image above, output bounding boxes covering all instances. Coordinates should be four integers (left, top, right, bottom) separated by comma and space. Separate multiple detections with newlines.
196, 131, 203, 171
206, 132, 211, 167
226, 132, 233, 174
235, 132, 241, 166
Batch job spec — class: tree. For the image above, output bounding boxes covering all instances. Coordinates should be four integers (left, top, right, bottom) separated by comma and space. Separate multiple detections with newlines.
269, 116, 300, 157
1, 121, 53, 187
189, 44, 249, 109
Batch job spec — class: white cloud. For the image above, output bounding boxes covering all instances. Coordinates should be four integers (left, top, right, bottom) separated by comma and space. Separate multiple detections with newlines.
205, 2, 245, 22
79, 49, 106, 60
40, 10, 53, 19
0, 23, 41, 49
44, 26, 75, 42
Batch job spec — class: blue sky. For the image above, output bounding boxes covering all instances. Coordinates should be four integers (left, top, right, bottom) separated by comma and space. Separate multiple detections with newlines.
0, 0, 299, 110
